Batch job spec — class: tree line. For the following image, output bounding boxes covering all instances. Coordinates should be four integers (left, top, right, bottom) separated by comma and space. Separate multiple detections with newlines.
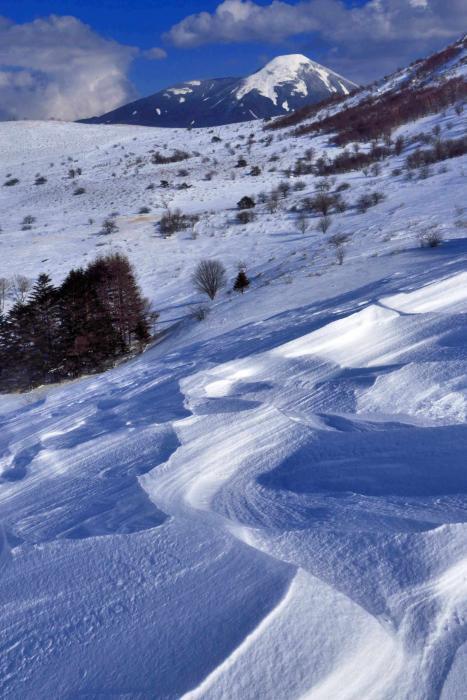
0, 253, 150, 392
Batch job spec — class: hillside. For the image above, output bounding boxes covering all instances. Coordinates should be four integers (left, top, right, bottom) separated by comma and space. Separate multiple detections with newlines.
0, 37, 467, 699
82, 54, 356, 128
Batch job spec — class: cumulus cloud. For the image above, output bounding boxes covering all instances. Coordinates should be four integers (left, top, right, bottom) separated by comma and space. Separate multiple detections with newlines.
165, 0, 467, 80
166, 0, 467, 46
144, 47, 168, 60
0, 15, 138, 121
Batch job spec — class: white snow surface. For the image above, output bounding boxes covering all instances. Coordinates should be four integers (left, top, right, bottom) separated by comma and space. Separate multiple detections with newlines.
0, 90, 467, 699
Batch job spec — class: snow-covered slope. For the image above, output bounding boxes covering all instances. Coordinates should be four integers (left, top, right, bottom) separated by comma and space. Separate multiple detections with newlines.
0, 38, 467, 699
83, 54, 356, 128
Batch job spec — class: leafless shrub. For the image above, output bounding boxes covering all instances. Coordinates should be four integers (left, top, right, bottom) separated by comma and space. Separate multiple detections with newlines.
357, 191, 385, 213
296, 215, 309, 235
190, 305, 210, 321
329, 233, 349, 247
192, 259, 227, 300
151, 150, 190, 164
266, 191, 280, 213
160, 209, 199, 237
336, 246, 345, 265
101, 218, 119, 235
418, 229, 443, 248
293, 180, 306, 191
303, 192, 335, 216
236, 210, 256, 225
21, 215, 36, 231
317, 215, 332, 233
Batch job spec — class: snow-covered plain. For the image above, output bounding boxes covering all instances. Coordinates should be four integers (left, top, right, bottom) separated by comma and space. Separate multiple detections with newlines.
0, 70, 467, 698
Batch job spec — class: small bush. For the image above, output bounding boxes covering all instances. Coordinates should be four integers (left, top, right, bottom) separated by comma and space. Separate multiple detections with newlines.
35, 176, 47, 185
236, 210, 255, 225
329, 233, 349, 247
190, 306, 210, 321
237, 196, 255, 210
303, 193, 335, 216
419, 229, 442, 248
293, 180, 306, 191
356, 191, 385, 213
266, 191, 280, 213
139, 206, 151, 214
160, 209, 199, 237
73, 187, 86, 196
296, 215, 309, 235
277, 181, 291, 199
101, 218, 118, 235
317, 215, 332, 233
151, 150, 190, 164
336, 246, 345, 265
235, 158, 247, 168
21, 214, 36, 231
336, 182, 351, 192
4, 178, 19, 187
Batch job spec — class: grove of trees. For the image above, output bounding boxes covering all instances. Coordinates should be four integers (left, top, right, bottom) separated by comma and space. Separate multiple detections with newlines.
0, 253, 151, 392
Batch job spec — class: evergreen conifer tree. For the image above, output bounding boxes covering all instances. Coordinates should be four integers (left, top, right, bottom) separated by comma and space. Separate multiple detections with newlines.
233, 270, 250, 294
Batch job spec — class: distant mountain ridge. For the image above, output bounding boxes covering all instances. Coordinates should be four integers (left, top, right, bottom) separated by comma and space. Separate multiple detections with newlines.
82, 54, 357, 128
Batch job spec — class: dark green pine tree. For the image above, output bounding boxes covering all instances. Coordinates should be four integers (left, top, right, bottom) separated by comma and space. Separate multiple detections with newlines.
233, 270, 250, 294
2, 301, 36, 389
27, 273, 61, 383
58, 267, 119, 376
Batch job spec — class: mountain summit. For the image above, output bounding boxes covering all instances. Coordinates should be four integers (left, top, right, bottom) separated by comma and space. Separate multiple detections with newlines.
82, 54, 357, 128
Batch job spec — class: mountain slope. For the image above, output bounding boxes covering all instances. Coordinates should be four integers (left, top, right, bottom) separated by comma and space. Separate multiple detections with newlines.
0, 37, 467, 699
83, 54, 356, 128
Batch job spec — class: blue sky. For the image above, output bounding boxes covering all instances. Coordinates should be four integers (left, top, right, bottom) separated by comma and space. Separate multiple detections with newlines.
0, 1, 465, 120
0, 0, 366, 94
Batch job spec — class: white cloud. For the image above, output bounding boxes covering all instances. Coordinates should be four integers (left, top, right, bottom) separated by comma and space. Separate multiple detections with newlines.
144, 47, 168, 60
165, 0, 466, 82
0, 15, 138, 121
166, 0, 467, 47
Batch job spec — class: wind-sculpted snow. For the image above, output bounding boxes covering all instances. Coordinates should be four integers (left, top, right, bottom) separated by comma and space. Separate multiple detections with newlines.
1, 264, 467, 697
134, 274, 466, 698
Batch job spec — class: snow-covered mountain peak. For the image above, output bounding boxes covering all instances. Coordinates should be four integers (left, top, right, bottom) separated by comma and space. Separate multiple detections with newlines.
83, 53, 356, 127
236, 54, 356, 105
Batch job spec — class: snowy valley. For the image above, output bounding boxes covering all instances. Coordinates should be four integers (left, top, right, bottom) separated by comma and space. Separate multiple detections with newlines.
0, 34, 467, 699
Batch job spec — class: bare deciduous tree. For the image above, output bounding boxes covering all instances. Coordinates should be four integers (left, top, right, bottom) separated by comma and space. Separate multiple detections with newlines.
11, 275, 32, 303
0, 277, 10, 312
296, 215, 309, 235
192, 259, 227, 300
336, 246, 345, 265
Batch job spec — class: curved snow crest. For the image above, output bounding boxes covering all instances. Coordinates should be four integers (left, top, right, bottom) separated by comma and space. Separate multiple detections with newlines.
183, 569, 404, 700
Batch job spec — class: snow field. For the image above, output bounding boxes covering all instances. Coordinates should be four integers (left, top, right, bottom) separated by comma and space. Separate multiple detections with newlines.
0, 56, 466, 698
